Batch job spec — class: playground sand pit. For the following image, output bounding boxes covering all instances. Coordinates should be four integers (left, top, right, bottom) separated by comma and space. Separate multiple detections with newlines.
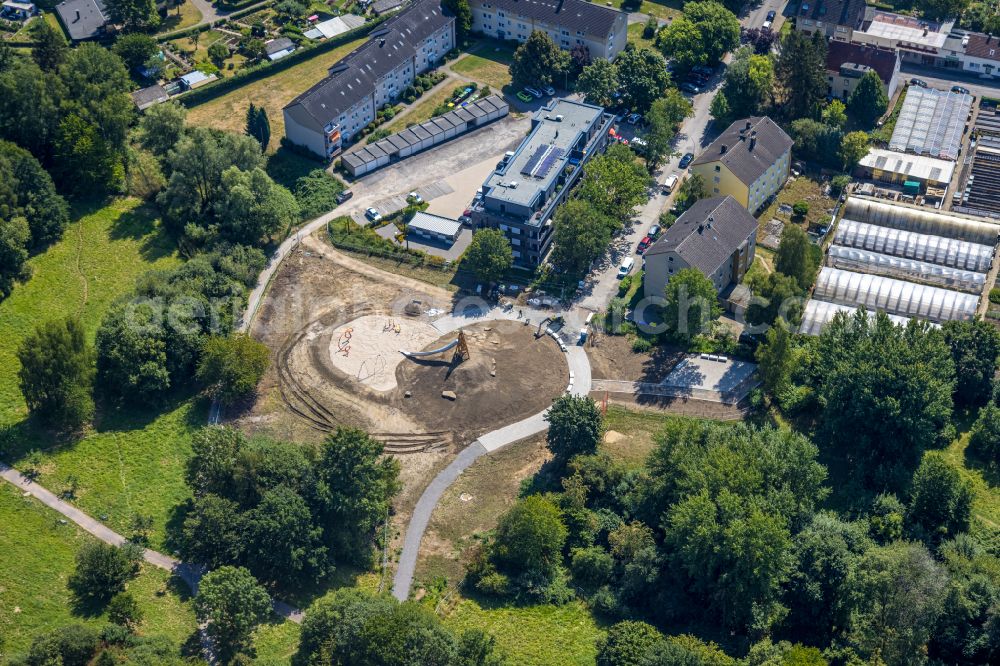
328, 314, 442, 392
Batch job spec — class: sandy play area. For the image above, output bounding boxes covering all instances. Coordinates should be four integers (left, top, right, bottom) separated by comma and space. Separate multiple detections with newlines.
328, 314, 442, 392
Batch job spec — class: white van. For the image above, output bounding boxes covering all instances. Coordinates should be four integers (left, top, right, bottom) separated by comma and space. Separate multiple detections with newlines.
662, 174, 679, 194
617, 257, 635, 279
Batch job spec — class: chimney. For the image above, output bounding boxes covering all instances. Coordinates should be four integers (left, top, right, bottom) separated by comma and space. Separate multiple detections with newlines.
750, 135, 756, 150
923, 26, 928, 36
379, 38, 386, 46
745, 120, 752, 130
721, 144, 728, 153
697, 224, 704, 234
74, 9, 80, 21
706, 216, 714, 228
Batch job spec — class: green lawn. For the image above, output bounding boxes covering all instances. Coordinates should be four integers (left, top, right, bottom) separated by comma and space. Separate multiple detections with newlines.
627, 21, 658, 50
156, 1, 204, 35
606, 0, 682, 20
382, 77, 476, 133
0, 483, 199, 656
942, 429, 1000, 551
451, 39, 516, 90
0, 198, 205, 551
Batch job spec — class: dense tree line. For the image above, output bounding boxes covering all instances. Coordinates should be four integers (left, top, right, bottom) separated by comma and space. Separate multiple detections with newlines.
178, 426, 400, 588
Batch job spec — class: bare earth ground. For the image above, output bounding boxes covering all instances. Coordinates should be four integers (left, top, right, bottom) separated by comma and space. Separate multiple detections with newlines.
230, 231, 566, 577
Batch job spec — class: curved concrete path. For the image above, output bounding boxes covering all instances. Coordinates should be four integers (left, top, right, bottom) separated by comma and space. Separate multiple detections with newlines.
391, 310, 592, 601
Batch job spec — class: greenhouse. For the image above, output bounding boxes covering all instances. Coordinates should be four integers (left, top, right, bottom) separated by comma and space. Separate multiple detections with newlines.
833, 219, 994, 272
888, 87, 972, 161
825, 245, 987, 293
843, 198, 1000, 245
812, 267, 979, 322
798, 299, 918, 336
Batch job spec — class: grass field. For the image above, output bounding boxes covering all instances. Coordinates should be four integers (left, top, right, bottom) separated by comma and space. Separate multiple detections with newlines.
381, 77, 476, 133
942, 428, 1000, 551
451, 39, 515, 90
186, 36, 369, 151
607, 0, 682, 20
0, 198, 206, 551
755, 174, 837, 232
157, 2, 204, 35
627, 21, 658, 50
0, 483, 199, 656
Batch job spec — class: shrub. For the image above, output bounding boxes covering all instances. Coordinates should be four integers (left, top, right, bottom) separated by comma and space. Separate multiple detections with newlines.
631, 336, 653, 353
617, 274, 632, 296
990, 287, 1000, 305
792, 200, 810, 217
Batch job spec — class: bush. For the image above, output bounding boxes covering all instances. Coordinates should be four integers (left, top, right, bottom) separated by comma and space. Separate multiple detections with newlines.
294, 169, 346, 219
68, 542, 142, 605
831, 174, 851, 196
366, 127, 391, 144
631, 336, 653, 353
990, 287, 1000, 305
617, 274, 633, 296
792, 200, 810, 217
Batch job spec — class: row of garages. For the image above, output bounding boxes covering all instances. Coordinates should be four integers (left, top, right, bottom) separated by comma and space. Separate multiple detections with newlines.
799, 198, 998, 335
342, 95, 509, 177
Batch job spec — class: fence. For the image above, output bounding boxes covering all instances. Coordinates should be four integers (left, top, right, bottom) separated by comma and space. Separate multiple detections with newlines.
590, 373, 761, 405
328, 234, 455, 273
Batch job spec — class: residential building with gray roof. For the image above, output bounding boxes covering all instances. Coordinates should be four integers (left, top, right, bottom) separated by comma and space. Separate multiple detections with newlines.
643, 196, 758, 299
283, 0, 455, 160
55, 0, 107, 42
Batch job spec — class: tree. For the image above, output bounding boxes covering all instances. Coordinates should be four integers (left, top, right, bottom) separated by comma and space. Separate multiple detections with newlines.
775, 224, 820, 290
510, 30, 568, 87
68, 542, 142, 605
710, 90, 731, 123
551, 200, 613, 274
789, 118, 844, 168
969, 402, 1000, 467
138, 101, 187, 158
916, 0, 970, 22
746, 272, 804, 327
0, 215, 30, 299
792, 200, 809, 217
742, 26, 778, 55
26, 625, 100, 666
847, 70, 889, 128
60, 43, 134, 155
107, 592, 143, 631
213, 166, 299, 245
941, 319, 1000, 407
677, 172, 706, 210
597, 621, 664, 666
443, 0, 472, 44
755, 317, 795, 395
246, 485, 329, 584
663, 268, 721, 342
847, 542, 947, 665
0, 140, 69, 249
54, 114, 123, 195
775, 30, 827, 120
95, 300, 171, 404
719, 46, 774, 118
17, 317, 95, 429
838, 130, 870, 169
545, 394, 604, 466
244, 103, 270, 153
196, 334, 270, 405
577, 143, 650, 224
0, 59, 62, 161
492, 495, 567, 579
317, 427, 401, 564
817, 311, 955, 489
30, 18, 67, 72
195, 566, 271, 663
114, 33, 158, 72
822, 99, 848, 128
577, 58, 619, 108
463, 229, 513, 283
907, 454, 973, 544
208, 41, 229, 68
659, 1, 740, 73
615, 46, 672, 114
643, 93, 692, 169
105, 0, 160, 31
181, 494, 247, 569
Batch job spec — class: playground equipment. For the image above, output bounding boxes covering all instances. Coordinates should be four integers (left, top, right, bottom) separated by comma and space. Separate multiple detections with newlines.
401, 330, 470, 361
336, 327, 353, 357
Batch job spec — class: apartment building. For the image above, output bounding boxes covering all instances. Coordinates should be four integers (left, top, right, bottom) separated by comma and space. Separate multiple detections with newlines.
689, 117, 793, 214
469, 98, 614, 267
283, 0, 455, 160
794, 0, 866, 41
469, 0, 627, 61
825, 40, 901, 102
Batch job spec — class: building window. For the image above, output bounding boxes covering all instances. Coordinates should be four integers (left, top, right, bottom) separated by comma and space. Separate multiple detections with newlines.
713, 187, 719, 193
714, 176, 720, 183
715, 165, 721, 172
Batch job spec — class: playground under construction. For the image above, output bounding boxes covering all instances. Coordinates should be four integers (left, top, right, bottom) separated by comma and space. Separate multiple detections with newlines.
237, 232, 568, 456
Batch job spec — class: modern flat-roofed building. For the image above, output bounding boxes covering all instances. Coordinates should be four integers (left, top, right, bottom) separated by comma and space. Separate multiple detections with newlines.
852, 9, 964, 68
826, 40, 900, 102
643, 196, 758, 298
856, 147, 955, 191
408, 211, 463, 244
469, 0, 626, 61
470, 98, 614, 267
283, 0, 455, 160
689, 117, 793, 214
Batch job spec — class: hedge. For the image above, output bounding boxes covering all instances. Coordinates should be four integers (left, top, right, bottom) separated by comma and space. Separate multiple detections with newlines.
177, 13, 388, 107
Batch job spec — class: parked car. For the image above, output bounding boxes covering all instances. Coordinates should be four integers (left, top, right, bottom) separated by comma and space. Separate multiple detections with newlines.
692, 65, 715, 76
952, 85, 971, 95
909, 78, 928, 88
637, 236, 653, 253
681, 82, 701, 94
542, 84, 556, 96
516, 90, 533, 102
679, 152, 694, 169
407, 191, 423, 204
626, 112, 642, 125
524, 86, 543, 98
648, 224, 661, 239
617, 256, 635, 279
365, 207, 382, 223
336, 190, 353, 204
766, 9, 776, 20
762, 19, 772, 29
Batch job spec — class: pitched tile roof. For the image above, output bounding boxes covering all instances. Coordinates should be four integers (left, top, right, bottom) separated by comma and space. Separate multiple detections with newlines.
965, 32, 1000, 62
825, 40, 898, 84
284, 0, 453, 132
481, 0, 621, 39
55, 0, 107, 41
645, 196, 758, 275
691, 117, 793, 186
797, 0, 865, 28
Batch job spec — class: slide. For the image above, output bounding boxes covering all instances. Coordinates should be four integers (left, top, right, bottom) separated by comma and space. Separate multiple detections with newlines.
400, 338, 460, 358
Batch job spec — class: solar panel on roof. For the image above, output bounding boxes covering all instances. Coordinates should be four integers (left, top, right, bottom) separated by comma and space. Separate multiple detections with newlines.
521, 145, 549, 176
536, 148, 565, 178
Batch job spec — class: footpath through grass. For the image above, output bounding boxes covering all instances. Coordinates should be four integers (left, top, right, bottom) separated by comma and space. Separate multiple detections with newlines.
0, 199, 206, 552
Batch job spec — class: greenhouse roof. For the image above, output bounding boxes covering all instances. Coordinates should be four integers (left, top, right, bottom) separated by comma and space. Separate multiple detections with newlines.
888, 87, 972, 161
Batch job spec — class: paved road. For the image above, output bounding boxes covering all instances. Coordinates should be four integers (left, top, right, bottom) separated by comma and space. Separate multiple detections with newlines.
900, 62, 1000, 98
185, 0, 271, 29
391, 307, 593, 601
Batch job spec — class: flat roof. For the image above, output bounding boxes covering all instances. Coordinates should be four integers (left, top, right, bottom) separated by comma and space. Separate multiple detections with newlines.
409, 211, 462, 236
482, 98, 604, 209
859, 148, 955, 184
863, 10, 949, 48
